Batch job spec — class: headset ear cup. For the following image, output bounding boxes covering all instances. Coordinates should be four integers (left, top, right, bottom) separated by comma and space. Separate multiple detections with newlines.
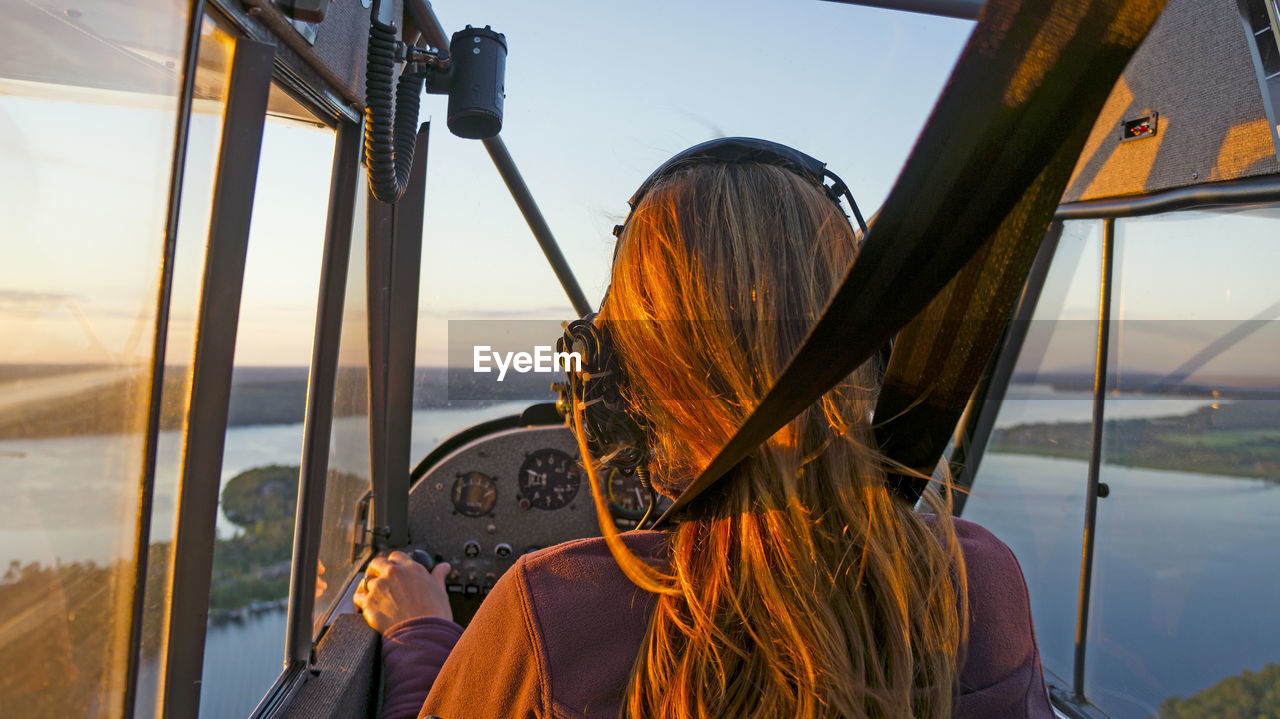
556, 315, 650, 473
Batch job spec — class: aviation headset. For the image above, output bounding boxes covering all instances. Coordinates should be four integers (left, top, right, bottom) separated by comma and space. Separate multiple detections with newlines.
555, 138, 877, 517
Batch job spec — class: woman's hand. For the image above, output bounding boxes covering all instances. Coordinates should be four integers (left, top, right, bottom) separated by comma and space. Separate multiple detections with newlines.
353, 551, 453, 632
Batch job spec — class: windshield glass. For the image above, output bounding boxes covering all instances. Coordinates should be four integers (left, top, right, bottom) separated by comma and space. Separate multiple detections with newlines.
0, 0, 190, 714
411, 0, 974, 462
1, 2, 981, 715
1087, 208, 1280, 718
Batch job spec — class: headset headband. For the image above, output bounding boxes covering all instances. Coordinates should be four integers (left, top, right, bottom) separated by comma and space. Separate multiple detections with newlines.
562, 138, 885, 520
612, 137, 868, 239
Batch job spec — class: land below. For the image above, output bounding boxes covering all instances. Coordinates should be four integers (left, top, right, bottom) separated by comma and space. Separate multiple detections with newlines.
0, 463, 362, 714
990, 400, 1280, 481
0, 364, 552, 440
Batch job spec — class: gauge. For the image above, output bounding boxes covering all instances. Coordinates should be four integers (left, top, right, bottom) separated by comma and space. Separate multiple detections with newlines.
608, 467, 651, 519
451, 471, 498, 517
517, 449, 581, 510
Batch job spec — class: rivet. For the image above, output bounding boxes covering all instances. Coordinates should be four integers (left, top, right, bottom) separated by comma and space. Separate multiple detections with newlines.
473, 47, 480, 54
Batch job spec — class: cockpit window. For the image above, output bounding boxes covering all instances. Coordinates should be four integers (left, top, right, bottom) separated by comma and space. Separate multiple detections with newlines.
0, 0, 191, 714
404, 2, 974, 471
133, 15, 238, 719
961, 219, 1103, 681
196, 84, 334, 718
313, 176, 373, 631
965, 206, 1280, 717
1085, 207, 1280, 718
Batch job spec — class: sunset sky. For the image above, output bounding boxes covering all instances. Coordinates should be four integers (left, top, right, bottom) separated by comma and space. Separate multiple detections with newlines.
2, 0, 1278, 377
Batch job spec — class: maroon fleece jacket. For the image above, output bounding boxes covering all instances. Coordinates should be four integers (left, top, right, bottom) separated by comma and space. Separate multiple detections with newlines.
380, 518, 1055, 719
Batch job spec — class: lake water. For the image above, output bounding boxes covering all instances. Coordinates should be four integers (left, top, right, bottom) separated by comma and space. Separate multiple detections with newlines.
964, 393, 1280, 719
1, 402, 528, 719
6, 392, 1278, 718
0, 402, 532, 566
965, 453, 1280, 718
992, 388, 1217, 425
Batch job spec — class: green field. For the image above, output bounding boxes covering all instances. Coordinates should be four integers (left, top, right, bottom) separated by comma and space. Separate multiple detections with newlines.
990, 401, 1280, 481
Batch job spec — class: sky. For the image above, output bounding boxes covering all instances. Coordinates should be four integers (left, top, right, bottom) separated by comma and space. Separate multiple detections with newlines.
2, 0, 1279, 380
412, 0, 978, 363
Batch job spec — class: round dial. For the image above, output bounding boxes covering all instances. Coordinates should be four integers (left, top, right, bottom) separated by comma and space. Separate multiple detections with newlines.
517, 449, 581, 510
451, 471, 498, 517
608, 468, 650, 519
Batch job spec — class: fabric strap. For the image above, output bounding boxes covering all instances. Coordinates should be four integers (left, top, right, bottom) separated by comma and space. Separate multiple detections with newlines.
656, 0, 1168, 523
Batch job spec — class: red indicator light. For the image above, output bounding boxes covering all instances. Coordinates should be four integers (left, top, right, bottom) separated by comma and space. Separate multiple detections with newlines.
1121, 113, 1158, 142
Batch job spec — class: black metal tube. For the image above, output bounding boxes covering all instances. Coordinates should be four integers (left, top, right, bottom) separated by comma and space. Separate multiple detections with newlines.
383, 123, 431, 547
819, 0, 984, 20
1073, 217, 1115, 700
284, 122, 362, 667
1050, 685, 1114, 719
121, 3, 208, 718
366, 189, 394, 549
160, 37, 275, 719
482, 137, 593, 316
402, 0, 592, 316
405, 0, 451, 51
1055, 174, 1280, 220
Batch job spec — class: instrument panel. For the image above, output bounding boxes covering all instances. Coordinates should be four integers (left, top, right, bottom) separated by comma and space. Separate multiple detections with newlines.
406, 424, 605, 623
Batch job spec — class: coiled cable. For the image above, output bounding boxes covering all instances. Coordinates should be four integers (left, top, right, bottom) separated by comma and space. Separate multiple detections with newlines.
364, 21, 424, 203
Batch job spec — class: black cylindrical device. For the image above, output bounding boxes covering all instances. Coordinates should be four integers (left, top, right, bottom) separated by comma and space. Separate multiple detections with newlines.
447, 25, 506, 139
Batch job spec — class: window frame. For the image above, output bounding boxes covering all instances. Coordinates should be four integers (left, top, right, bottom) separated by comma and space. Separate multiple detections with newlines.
148, 6, 365, 716
158, 29, 278, 718
281, 119, 364, 669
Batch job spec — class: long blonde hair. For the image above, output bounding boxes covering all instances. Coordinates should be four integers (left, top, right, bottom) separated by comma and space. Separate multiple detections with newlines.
570, 161, 967, 718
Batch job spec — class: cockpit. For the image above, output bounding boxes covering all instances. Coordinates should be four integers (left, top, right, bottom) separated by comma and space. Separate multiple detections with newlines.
3, 0, 1280, 717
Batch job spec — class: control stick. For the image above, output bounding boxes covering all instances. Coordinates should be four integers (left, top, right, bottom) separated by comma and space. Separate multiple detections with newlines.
410, 548, 438, 571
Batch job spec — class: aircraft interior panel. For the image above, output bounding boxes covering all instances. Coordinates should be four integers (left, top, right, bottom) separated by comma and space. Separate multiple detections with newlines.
404, 424, 601, 624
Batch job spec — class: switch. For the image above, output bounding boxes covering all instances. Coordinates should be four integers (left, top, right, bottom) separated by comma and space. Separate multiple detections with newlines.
445, 570, 463, 594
